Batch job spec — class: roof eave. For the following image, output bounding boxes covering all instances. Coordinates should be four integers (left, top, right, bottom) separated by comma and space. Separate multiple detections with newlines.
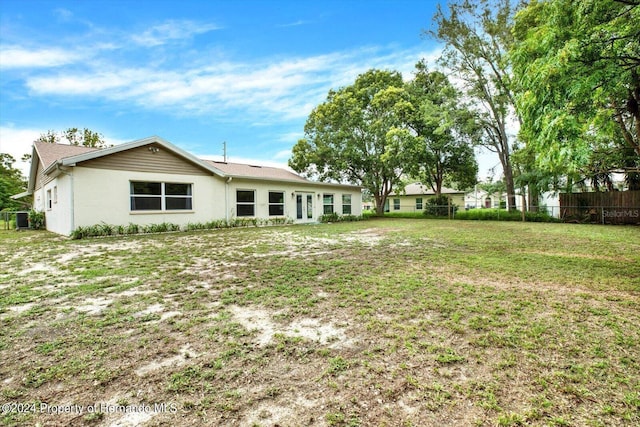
11, 190, 32, 200
229, 174, 361, 189
57, 136, 226, 177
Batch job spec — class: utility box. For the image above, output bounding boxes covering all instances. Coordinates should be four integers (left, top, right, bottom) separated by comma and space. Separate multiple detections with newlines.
16, 211, 29, 230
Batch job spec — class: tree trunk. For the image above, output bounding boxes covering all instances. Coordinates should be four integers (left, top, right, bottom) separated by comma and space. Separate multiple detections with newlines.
499, 149, 517, 211
374, 193, 386, 216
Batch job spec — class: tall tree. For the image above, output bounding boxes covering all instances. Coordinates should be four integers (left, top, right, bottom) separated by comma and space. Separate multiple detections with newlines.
289, 69, 415, 215
36, 128, 108, 148
511, 0, 640, 189
0, 153, 29, 211
429, 0, 522, 210
406, 61, 478, 194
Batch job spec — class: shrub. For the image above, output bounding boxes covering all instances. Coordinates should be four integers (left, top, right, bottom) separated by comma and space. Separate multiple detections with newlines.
423, 195, 458, 217
319, 212, 340, 223
455, 208, 559, 222
319, 213, 363, 223
28, 210, 45, 230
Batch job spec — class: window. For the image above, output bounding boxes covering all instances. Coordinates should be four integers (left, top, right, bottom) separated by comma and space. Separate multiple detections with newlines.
307, 194, 313, 219
416, 197, 423, 210
393, 198, 400, 210
342, 194, 352, 215
46, 189, 52, 210
384, 199, 390, 212
165, 183, 192, 210
323, 194, 334, 214
296, 194, 303, 219
236, 190, 255, 217
130, 182, 192, 211
268, 191, 285, 216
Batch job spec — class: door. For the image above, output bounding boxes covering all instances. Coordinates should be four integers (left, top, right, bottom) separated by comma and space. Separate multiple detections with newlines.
295, 192, 315, 223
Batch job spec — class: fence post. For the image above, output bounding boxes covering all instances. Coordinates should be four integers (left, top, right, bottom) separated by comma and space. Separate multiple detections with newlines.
601, 207, 605, 225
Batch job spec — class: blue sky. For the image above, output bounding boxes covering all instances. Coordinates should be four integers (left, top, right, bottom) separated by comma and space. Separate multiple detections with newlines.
0, 0, 499, 178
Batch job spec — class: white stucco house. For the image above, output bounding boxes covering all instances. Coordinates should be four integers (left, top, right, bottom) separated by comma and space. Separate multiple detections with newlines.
386, 183, 466, 212
20, 136, 362, 236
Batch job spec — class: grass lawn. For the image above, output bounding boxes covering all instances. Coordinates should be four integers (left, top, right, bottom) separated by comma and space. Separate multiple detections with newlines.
0, 219, 638, 426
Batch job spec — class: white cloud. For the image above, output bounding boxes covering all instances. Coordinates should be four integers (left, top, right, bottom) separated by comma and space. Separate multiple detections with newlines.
21, 45, 442, 122
0, 127, 40, 177
131, 20, 221, 47
0, 46, 81, 69
273, 149, 292, 160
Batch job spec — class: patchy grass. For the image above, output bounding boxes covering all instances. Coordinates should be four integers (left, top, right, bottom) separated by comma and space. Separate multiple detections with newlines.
0, 219, 638, 426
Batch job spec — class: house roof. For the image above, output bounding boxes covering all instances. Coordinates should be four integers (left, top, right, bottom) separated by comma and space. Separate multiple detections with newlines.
391, 182, 465, 196
34, 141, 99, 170
27, 136, 361, 190
205, 160, 310, 183
40, 136, 225, 177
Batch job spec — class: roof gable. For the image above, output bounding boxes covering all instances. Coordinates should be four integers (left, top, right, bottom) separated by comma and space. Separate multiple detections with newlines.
41, 136, 224, 177
34, 142, 99, 171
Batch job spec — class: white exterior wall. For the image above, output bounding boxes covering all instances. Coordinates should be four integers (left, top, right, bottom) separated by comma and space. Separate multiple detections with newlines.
390, 194, 465, 212
227, 179, 362, 222
42, 174, 74, 235
72, 167, 225, 232
36, 166, 362, 235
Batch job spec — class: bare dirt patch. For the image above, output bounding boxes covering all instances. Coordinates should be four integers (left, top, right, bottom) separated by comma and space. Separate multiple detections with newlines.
228, 305, 354, 349
1, 221, 638, 427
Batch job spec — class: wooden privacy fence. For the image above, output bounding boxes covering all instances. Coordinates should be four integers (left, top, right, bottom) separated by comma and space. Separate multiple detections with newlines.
559, 191, 640, 225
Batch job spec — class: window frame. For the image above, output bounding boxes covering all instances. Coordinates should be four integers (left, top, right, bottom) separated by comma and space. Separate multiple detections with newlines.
342, 194, 352, 215
416, 197, 423, 210
323, 193, 334, 215
130, 181, 193, 212
268, 191, 285, 216
393, 198, 400, 210
236, 189, 256, 217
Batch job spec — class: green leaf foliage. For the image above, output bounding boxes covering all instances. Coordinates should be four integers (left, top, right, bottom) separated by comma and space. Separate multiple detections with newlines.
511, 0, 640, 186
289, 69, 415, 215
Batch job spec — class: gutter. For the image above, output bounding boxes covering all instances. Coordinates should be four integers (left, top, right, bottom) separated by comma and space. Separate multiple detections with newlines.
56, 164, 75, 233
225, 176, 233, 224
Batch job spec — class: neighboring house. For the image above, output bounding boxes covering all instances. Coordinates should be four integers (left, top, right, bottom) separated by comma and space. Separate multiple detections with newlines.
387, 183, 465, 213
18, 136, 362, 236
464, 187, 505, 210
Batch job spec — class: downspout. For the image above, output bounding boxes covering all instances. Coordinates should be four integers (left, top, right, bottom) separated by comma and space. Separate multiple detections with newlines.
56, 163, 74, 234
225, 176, 232, 224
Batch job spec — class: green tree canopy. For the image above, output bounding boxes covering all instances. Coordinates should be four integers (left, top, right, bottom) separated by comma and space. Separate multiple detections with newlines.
429, 0, 522, 210
0, 153, 29, 211
289, 69, 415, 215
36, 127, 108, 148
511, 0, 640, 188
405, 60, 478, 194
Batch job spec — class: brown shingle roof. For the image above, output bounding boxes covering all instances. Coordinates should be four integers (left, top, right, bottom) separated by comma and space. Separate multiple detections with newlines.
204, 160, 310, 183
34, 141, 99, 170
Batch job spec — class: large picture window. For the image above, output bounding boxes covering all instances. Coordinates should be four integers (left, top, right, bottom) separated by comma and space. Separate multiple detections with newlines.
323, 194, 334, 214
342, 194, 352, 215
268, 191, 285, 216
130, 182, 192, 211
236, 190, 255, 217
